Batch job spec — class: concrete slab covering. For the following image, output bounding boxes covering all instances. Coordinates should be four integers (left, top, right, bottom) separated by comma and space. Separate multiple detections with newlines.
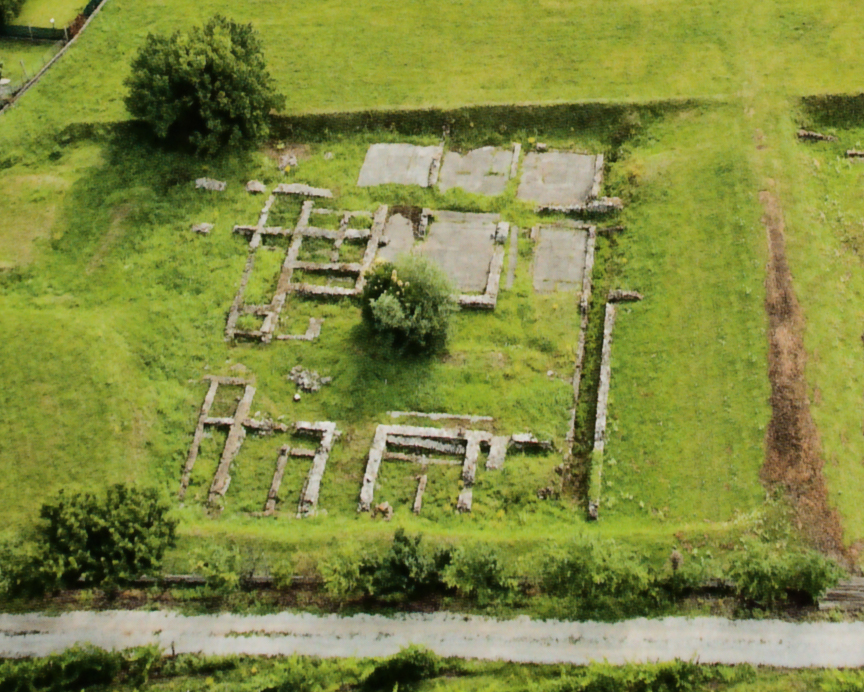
438, 146, 511, 196
517, 152, 597, 207
378, 213, 416, 262
417, 212, 499, 293
533, 226, 588, 293
357, 143, 443, 188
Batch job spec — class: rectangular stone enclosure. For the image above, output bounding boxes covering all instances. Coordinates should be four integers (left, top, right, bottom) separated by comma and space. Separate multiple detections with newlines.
357, 143, 443, 188
517, 152, 599, 207
418, 211, 500, 293
533, 225, 589, 293
438, 146, 514, 196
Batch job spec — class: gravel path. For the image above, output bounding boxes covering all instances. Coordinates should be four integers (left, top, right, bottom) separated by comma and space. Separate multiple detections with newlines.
2, 611, 864, 666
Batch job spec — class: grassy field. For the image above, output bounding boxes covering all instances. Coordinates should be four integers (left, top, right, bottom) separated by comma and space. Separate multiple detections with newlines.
0, 39, 60, 91
2, 0, 864, 588
0, 105, 776, 576
13, 0, 85, 27
763, 103, 864, 553
5, 0, 864, 142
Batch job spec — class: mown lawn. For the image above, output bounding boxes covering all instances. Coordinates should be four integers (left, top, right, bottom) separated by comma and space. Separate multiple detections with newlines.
0, 39, 60, 91
13, 0, 85, 27
769, 106, 864, 554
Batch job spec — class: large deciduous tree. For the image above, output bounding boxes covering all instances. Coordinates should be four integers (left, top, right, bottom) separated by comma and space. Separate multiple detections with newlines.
124, 15, 284, 153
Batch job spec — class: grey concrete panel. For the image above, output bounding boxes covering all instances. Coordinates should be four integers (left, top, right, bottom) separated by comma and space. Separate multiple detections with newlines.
438, 146, 511, 196
517, 152, 597, 207
357, 143, 443, 188
377, 214, 416, 262
418, 212, 499, 293
533, 227, 588, 293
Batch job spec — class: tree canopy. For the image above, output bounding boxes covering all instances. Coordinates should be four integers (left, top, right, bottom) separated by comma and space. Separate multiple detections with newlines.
124, 15, 284, 153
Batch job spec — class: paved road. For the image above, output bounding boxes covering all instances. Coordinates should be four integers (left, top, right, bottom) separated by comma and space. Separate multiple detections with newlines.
2, 611, 864, 666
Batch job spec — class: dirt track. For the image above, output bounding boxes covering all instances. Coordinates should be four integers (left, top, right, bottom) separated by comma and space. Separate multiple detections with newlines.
3, 611, 864, 666
760, 189, 848, 562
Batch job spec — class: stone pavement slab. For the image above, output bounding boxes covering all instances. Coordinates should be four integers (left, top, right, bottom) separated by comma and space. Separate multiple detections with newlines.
357, 143, 443, 188
417, 212, 499, 293
438, 146, 512, 196
517, 152, 597, 207
533, 226, 588, 292
377, 213, 416, 262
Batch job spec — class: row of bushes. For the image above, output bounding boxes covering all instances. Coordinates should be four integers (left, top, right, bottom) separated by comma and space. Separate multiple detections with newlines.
319, 530, 845, 617
0, 484, 844, 616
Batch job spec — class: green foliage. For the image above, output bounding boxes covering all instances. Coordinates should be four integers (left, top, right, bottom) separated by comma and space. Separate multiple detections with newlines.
361, 256, 457, 352
0, 645, 124, 692
541, 536, 658, 619
319, 545, 376, 599
192, 542, 245, 594
124, 15, 284, 154
362, 646, 445, 692
727, 541, 844, 606
23, 484, 178, 592
551, 660, 708, 692
371, 529, 451, 599
0, 0, 24, 26
442, 542, 517, 606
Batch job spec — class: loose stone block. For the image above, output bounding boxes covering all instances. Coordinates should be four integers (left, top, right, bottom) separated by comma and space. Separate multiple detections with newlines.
438, 146, 512, 196
517, 152, 597, 207
246, 180, 267, 194
357, 143, 444, 188
192, 223, 213, 235
533, 225, 589, 293
273, 183, 333, 198
413, 475, 428, 515
195, 178, 226, 192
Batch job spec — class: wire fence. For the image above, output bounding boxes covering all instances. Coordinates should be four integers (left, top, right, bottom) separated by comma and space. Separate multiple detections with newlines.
0, 40, 63, 93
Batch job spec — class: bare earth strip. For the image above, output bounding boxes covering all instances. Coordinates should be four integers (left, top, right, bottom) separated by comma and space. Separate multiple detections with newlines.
759, 189, 848, 562
3, 612, 864, 666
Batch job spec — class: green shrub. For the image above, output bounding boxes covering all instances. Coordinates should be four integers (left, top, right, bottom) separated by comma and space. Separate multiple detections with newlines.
319, 545, 376, 599
17, 484, 178, 593
541, 536, 658, 619
362, 646, 445, 691
0, 645, 124, 692
124, 15, 284, 153
553, 660, 708, 692
371, 529, 451, 599
727, 541, 844, 606
361, 256, 457, 352
442, 543, 517, 606
192, 542, 245, 594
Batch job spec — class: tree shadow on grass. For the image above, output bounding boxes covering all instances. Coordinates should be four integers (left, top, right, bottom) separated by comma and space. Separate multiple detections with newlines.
337, 321, 441, 424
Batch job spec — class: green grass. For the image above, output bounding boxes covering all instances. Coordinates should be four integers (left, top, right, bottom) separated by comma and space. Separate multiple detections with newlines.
600, 105, 770, 524
0, 38, 60, 90
766, 109, 864, 553
2, 0, 864, 593
6, 0, 864, 143
0, 109, 779, 580
9, 651, 861, 692
13, 0, 85, 27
